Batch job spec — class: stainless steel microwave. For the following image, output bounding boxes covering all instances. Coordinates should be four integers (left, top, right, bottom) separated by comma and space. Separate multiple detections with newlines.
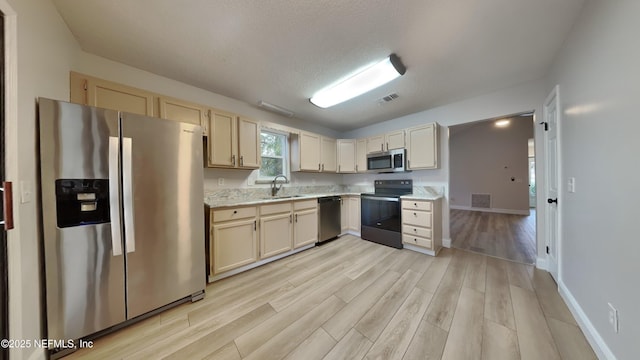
367, 148, 407, 173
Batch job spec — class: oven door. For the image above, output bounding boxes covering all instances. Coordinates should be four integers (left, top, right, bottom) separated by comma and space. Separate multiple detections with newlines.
360, 195, 403, 249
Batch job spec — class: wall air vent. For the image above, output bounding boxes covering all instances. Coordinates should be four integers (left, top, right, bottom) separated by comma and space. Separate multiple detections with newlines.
471, 193, 491, 208
381, 93, 399, 102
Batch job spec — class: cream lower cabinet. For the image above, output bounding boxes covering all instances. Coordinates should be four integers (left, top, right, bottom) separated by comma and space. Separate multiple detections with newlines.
293, 199, 318, 248
340, 197, 349, 234
348, 196, 360, 233
401, 198, 442, 255
211, 206, 258, 275
259, 203, 293, 259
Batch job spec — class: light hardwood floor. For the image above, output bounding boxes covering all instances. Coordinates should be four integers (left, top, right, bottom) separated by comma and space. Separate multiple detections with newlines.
66, 235, 595, 360
450, 209, 537, 264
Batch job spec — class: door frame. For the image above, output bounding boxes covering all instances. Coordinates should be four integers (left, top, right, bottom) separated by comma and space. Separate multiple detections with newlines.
543, 85, 561, 282
1, 1, 20, 358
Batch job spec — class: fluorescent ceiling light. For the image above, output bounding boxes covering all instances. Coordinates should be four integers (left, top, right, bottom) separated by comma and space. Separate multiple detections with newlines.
310, 54, 406, 108
495, 119, 511, 127
258, 101, 294, 117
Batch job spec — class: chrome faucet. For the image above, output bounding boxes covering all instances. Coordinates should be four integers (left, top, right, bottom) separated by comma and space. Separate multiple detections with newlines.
271, 174, 288, 197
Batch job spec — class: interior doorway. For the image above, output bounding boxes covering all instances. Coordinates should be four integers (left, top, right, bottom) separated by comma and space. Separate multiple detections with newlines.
449, 113, 537, 264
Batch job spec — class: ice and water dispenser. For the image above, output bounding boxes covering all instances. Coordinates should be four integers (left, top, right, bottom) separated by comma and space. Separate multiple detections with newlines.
55, 179, 111, 228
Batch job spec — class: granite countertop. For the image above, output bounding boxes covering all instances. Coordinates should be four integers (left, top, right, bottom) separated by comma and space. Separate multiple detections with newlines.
400, 194, 443, 201
206, 192, 363, 209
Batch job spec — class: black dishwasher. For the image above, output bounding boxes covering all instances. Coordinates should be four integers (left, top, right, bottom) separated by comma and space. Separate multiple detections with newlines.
318, 196, 341, 243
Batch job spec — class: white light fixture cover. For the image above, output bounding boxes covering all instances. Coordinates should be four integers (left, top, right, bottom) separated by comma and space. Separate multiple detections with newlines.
310, 54, 406, 108
495, 119, 511, 127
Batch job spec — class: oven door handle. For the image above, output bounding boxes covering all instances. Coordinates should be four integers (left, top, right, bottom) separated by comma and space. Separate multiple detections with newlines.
361, 195, 400, 202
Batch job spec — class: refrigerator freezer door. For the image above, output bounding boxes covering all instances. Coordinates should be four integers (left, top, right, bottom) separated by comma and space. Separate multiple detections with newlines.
38, 98, 126, 340
121, 113, 205, 319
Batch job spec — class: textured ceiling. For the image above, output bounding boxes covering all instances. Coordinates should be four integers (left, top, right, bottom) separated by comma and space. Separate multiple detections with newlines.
52, 0, 585, 132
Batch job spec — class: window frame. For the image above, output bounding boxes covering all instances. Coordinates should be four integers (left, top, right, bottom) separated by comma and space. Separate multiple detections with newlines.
257, 129, 290, 183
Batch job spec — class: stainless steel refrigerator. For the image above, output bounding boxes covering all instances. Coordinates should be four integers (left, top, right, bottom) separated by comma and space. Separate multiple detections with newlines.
38, 98, 205, 346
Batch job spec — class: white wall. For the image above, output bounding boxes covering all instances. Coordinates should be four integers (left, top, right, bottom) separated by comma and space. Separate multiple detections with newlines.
4, 0, 80, 358
449, 117, 533, 213
548, 0, 640, 358
343, 79, 548, 246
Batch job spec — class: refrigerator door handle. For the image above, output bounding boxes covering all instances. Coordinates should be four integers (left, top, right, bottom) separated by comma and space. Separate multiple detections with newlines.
109, 137, 123, 256
122, 137, 136, 253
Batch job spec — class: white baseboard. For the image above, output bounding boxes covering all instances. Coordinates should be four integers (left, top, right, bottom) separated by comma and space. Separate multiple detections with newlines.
442, 238, 451, 248
403, 243, 437, 256
558, 280, 617, 360
535, 256, 548, 270
450, 205, 530, 216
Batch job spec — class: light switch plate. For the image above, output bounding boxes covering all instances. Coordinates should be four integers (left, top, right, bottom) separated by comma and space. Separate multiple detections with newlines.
20, 180, 32, 204
568, 177, 576, 193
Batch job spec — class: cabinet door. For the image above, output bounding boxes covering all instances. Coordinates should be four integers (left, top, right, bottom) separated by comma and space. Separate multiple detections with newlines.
84, 76, 155, 116
348, 197, 360, 232
367, 135, 385, 153
341, 197, 349, 233
260, 212, 293, 259
337, 139, 356, 173
299, 131, 321, 171
238, 116, 261, 169
212, 218, 257, 274
294, 208, 318, 248
356, 138, 368, 173
208, 109, 238, 167
321, 137, 337, 172
386, 130, 405, 150
158, 96, 207, 134
407, 123, 438, 169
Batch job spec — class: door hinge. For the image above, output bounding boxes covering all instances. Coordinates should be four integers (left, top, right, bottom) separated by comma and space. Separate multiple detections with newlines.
540, 121, 549, 131
546, 246, 550, 254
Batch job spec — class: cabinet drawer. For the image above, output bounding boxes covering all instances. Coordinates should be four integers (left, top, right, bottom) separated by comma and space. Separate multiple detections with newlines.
403, 234, 432, 249
402, 200, 432, 211
213, 206, 257, 222
260, 202, 292, 216
293, 199, 317, 211
402, 209, 432, 227
402, 225, 432, 239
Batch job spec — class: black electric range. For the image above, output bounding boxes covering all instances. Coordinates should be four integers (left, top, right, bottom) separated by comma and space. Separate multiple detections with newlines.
360, 180, 412, 249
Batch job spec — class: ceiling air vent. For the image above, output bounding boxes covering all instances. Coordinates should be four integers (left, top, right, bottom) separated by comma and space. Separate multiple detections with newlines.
381, 93, 399, 102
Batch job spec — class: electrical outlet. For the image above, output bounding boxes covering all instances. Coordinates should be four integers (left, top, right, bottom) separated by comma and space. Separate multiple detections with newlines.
218, 178, 224, 186
608, 302, 619, 333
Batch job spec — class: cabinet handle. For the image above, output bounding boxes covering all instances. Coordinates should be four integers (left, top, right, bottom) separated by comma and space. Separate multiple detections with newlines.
355, 164, 358, 171
233, 210, 237, 214
232, 155, 236, 166
381, 143, 384, 151
290, 214, 292, 223
321, 164, 324, 171
407, 159, 410, 168
414, 212, 417, 216
254, 220, 256, 230
414, 228, 417, 232
240, 156, 244, 166
318, 163, 321, 171
386, 143, 389, 151
295, 214, 298, 222
414, 202, 417, 207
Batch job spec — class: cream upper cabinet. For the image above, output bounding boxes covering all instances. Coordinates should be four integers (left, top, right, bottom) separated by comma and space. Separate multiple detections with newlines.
210, 207, 258, 275
291, 132, 335, 172
367, 135, 385, 153
297, 131, 322, 171
208, 108, 237, 167
71, 72, 154, 116
406, 123, 439, 170
238, 116, 261, 169
386, 130, 405, 150
207, 110, 260, 169
337, 139, 356, 173
292, 199, 318, 248
259, 202, 293, 259
158, 96, 208, 134
321, 137, 337, 172
356, 138, 368, 173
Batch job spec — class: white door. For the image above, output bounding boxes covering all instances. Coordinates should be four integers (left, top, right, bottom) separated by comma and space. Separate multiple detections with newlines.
544, 85, 560, 282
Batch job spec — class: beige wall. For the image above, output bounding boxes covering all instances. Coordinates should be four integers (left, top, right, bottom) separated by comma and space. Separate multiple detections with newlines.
449, 116, 533, 213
